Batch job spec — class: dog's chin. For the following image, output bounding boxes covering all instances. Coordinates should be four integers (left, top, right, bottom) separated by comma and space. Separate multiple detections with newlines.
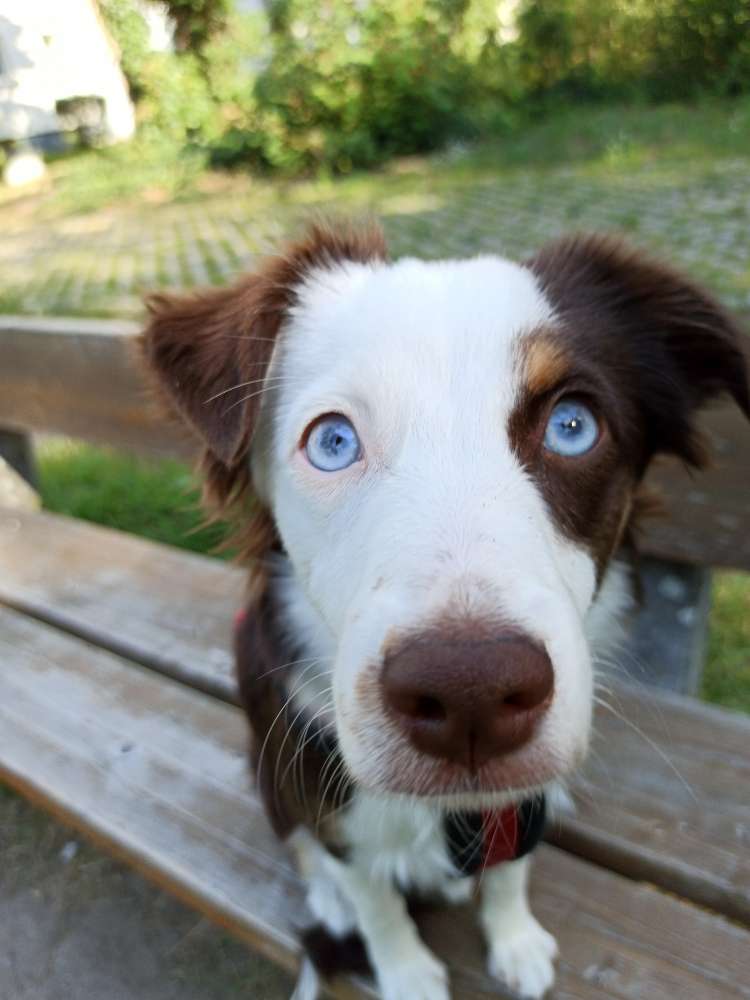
343, 741, 581, 811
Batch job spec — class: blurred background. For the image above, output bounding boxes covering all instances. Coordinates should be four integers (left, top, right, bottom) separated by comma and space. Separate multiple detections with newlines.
0, 4, 749, 994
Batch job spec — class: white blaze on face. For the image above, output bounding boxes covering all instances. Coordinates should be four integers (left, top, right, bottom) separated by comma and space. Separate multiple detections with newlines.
252, 254, 598, 799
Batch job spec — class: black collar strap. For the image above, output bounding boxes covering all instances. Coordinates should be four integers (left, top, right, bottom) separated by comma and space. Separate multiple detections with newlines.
444, 794, 546, 876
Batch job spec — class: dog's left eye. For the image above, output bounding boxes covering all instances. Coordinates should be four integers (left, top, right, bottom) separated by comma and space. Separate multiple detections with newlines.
544, 398, 599, 457
305, 414, 361, 471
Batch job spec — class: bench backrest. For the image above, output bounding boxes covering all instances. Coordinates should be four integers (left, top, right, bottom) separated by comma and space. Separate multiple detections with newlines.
2, 315, 750, 571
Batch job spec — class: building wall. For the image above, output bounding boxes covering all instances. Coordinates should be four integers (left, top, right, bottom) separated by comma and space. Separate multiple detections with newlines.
0, 0, 135, 143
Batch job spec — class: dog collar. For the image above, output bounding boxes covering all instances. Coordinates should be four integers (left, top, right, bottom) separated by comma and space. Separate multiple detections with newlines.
444, 794, 546, 876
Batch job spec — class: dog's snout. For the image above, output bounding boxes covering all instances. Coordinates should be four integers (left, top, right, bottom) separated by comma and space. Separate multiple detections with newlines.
381, 630, 553, 770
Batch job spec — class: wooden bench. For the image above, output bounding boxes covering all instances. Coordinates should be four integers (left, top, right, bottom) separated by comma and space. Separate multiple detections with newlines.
1, 315, 749, 998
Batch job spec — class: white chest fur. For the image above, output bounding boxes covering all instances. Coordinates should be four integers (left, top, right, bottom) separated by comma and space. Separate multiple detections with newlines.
339, 793, 458, 893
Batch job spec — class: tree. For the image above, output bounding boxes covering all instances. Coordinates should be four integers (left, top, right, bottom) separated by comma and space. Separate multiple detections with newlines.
163, 0, 231, 53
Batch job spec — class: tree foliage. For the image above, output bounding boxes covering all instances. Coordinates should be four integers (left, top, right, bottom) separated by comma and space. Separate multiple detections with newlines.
100, 0, 750, 176
162, 0, 231, 53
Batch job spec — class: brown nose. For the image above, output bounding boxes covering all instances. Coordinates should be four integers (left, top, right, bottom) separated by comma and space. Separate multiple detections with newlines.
381, 630, 553, 770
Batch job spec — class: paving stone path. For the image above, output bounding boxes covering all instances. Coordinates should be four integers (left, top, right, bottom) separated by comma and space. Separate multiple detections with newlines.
2, 154, 749, 318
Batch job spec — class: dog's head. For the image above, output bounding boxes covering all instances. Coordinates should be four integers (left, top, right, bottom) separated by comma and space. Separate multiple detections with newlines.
142, 222, 749, 806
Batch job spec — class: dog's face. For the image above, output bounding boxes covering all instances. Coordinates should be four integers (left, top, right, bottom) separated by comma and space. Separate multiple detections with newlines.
143, 224, 749, 805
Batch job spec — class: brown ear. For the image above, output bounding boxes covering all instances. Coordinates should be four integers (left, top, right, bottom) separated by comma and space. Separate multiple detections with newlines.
528, 233, 750, 467
142, 280, 272, 466
140, 219, 388, 472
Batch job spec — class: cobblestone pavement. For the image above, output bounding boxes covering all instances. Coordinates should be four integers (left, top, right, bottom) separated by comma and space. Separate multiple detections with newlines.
2, 151, 749, 318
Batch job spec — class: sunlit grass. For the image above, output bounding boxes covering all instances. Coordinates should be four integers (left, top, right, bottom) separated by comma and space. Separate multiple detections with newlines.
704, 572, 750, 713
37, 439, 229, 556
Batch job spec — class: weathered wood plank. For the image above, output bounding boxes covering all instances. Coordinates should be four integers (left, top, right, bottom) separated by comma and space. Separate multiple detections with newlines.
644, 403, 750, 570
0, 316, 191, 460
621, 557, 712, 694
550, 683, 750, 925
0, 507, 243, 701
1, 607, 748, 999
1, 508, 748, 925
1, 318, 750, 569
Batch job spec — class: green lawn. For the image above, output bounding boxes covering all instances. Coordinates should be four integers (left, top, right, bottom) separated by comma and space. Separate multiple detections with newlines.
37, 440, 750, 714
3, 96, 750, 317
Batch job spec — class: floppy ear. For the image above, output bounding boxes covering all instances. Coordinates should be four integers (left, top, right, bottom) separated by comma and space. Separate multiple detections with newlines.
529, 233, 750, 467
140, 220, 388, 489
142, 279, 274, 466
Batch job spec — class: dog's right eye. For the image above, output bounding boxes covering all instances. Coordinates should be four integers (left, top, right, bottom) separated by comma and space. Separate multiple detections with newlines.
304, 414, 361, 471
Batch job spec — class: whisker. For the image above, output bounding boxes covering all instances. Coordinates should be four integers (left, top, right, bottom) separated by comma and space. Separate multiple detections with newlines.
593, 695, 696, 802
204, 375, 292, 404
254, 666, 327, 792
222, 382, 300, 414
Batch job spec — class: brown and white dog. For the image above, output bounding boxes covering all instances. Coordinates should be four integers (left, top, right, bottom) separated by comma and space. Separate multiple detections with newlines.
141, 222, 749, 1000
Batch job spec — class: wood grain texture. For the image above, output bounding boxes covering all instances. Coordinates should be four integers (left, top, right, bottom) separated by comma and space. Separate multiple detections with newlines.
551, 684, 750, 926
2, 507, 748, 924
1, 318, 750, 568
0, 317, 193, 460
1, 606, 748, 1000
0, 507, 243, 701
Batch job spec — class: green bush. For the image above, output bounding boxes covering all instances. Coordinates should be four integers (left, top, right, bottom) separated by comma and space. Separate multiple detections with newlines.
100, 0, 750, 177
513, 0, 750, 105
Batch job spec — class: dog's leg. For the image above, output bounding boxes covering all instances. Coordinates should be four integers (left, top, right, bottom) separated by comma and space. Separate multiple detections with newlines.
290, 957, 320, 1000
479, 856, 557, 999
331, 861, 450, 1000
289, 829, 357, 937
290, 827, 448, 998
292, 831, 448, 1000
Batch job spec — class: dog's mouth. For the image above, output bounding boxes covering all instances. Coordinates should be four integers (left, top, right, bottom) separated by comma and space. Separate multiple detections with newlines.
335, 718, 578, 808
371, 744, 566, 803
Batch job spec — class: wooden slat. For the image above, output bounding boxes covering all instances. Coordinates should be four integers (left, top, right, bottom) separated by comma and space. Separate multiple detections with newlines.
644, 404, 750, 570
0, 316, 191, 460
1, 317, 750, 569
551, 684, 750, 925
1, 607, 748, 1000
1, 507, 748, 924
0, 507, 243, 701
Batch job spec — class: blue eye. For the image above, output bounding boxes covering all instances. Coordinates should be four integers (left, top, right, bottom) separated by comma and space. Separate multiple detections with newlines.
544, 398, 599, 457
305, 415, 361, 471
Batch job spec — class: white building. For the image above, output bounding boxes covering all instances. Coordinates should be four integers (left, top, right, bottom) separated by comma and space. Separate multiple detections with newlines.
0, 0, 136, 145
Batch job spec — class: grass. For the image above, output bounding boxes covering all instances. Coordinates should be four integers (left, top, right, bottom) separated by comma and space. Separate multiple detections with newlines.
3, 95, 750, 317
702, 573, 750, 713
12, 96, 750, 222
38, 439, 229, 556
37, 439, 750, 714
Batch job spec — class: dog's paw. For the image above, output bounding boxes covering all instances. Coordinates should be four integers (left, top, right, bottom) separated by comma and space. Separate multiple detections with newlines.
306, 877, 356, 937
487, 915, 558, 999
439, 875, 474, 905
376, 943, 449, 1000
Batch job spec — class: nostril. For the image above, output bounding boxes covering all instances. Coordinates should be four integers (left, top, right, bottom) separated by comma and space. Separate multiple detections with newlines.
414, 695, 446, 722
392, 691, 448, 723
503, 687, 544, 711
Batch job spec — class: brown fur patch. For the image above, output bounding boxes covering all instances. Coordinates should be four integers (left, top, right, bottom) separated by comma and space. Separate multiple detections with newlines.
140, 219, 388, 567
520, 329, 571, 397
235, 580, 351, 846
526, 232, 749, 469
511, 232, 750, 577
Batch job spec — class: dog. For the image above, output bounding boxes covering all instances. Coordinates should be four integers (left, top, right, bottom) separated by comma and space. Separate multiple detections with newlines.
141, 221, 749, 1000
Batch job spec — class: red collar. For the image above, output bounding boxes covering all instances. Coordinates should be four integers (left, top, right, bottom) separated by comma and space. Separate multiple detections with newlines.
444, 795, 547, 875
